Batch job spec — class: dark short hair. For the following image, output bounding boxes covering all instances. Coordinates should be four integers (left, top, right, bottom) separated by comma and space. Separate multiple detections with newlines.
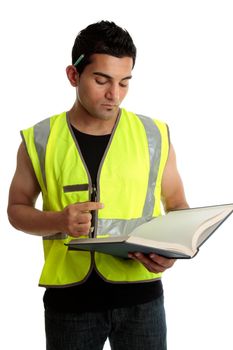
72, 20, 137, 74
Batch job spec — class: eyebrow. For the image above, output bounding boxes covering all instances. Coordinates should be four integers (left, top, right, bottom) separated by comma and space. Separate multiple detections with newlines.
93, 72, 132, 81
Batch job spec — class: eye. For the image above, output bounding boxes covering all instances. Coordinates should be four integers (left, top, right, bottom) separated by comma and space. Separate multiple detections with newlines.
119, 82, 128, 88
119, 81, 129, 88
95, 78, 108, 85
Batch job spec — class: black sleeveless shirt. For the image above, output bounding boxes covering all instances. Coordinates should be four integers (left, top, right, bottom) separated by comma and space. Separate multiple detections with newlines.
43, 127, 163, 312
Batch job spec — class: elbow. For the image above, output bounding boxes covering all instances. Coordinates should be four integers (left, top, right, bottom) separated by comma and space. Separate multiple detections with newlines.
162, 199, 189, 213
7, 205, 21, 231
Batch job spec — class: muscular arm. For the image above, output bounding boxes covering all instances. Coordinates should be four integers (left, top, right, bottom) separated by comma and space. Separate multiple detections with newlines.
7, 143, 103, 237
161, 143, 189, 212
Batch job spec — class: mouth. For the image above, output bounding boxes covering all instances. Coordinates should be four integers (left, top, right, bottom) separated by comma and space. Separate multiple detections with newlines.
102, 104, 116, 107
101, 105, 113, 112
101, 104, 119, 111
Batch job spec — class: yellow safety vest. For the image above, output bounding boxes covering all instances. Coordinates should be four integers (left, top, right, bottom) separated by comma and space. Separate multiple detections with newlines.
21, 108, 169, 287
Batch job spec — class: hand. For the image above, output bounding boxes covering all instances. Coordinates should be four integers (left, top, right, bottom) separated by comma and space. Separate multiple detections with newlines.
60, 201, 104, 237
128, 252, 176, 273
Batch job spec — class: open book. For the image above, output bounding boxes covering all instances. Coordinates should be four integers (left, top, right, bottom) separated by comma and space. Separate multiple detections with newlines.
67, 204, 233, 259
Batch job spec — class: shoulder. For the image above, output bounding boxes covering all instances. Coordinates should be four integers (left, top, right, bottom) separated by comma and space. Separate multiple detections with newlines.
122, 108, 170, 143
121, 108, 168, 127
21, 112, 66, 133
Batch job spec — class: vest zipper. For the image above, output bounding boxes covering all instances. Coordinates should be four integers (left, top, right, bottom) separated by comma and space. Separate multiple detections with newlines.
90, 184, 97, 238
67, 110, 122, 280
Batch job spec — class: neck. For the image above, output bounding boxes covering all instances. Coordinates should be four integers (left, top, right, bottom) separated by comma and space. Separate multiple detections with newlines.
67, 103, 119, 136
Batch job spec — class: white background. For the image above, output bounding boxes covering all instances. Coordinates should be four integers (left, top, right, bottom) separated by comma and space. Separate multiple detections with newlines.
1, 0, 233, 349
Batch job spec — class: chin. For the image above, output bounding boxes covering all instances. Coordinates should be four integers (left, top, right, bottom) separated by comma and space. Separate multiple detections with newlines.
94, 110, 118, 121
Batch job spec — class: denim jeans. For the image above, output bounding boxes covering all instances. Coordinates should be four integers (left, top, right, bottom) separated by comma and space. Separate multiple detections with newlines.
45, 296, 167, 350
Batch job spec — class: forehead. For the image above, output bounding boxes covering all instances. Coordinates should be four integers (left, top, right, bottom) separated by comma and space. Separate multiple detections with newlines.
85, 54, 133, 78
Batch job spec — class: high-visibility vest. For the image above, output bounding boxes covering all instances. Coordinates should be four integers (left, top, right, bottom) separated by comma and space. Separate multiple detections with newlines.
21, 108, 170, 287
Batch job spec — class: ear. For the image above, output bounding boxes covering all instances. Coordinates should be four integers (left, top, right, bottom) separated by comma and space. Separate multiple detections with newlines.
66, 65, 79, 87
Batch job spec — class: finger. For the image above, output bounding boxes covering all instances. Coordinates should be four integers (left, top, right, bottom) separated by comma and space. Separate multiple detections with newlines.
135, 253, 164, 271
149, 254, 176, 268
71, 222, 92, 236
128, 252, 153, 268
75, 201, 104, 212
128, 253, 167, 273
77, 212, 92, 223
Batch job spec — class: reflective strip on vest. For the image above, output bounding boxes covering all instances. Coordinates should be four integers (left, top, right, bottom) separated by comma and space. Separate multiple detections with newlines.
34, 117, 50, 191
34, 118, 68, 240
33, 112, 164, 240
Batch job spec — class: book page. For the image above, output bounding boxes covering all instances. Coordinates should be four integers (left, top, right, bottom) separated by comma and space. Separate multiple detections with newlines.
192, 206, 233, 249
130, 205, 233, 251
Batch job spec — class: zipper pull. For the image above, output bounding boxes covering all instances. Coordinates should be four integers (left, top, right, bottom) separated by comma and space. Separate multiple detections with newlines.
91, 185, 97, 202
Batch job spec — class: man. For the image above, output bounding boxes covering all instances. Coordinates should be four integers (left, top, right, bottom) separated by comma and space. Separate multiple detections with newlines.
8, 21, 188, 350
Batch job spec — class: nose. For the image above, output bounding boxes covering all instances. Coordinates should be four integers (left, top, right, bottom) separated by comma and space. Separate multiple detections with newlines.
105, 83, 120, 103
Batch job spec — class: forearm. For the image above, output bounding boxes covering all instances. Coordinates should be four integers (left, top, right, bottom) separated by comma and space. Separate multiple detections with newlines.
8, 204, 63, 237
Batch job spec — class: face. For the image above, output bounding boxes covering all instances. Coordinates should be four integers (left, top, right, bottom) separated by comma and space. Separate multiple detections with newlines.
75, 54, 133, 121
